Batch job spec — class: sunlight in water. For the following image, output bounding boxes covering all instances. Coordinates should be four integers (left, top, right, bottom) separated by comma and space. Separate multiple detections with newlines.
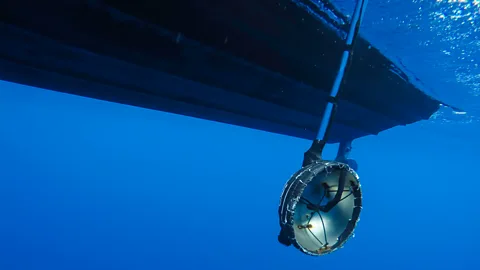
407, 0, 479, 102
429, 0, 479, 97
331, 0, 479, 123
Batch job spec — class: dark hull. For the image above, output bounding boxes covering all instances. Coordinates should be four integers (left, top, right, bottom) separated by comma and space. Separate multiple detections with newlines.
0, 0, 442, 142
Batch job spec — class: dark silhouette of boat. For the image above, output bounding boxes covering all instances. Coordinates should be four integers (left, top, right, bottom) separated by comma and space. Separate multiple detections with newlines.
0, 0, 450, 142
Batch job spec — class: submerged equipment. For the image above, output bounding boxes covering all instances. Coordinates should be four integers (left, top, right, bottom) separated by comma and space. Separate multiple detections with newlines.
278, 0, 368, 256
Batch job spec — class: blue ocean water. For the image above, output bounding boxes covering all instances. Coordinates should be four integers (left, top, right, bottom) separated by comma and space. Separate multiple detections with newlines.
0, 1, 478, 270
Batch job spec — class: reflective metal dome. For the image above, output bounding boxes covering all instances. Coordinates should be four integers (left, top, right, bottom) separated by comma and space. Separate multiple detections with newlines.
278, 161, 362, 256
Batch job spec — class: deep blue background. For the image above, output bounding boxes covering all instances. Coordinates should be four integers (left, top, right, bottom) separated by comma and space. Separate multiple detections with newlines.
1, 0, 479, 269
1, 80, 478, 269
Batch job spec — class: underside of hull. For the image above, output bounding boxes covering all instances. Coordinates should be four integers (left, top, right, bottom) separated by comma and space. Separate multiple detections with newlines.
0, 0, 445, 142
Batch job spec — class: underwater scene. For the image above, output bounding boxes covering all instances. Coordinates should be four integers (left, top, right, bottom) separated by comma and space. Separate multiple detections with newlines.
0, 0, 478, 269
